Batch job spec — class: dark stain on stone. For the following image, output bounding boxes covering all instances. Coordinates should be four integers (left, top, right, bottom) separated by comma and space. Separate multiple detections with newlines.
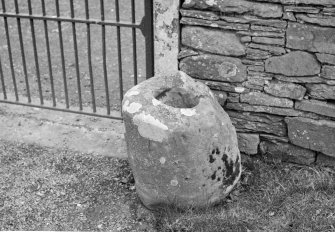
211, 149, 215, 155
217, 178, 221, 182
202, 184, 206, 187
215, 148, 220, 155
222, 154, 234, 177
209, 154, 215, 163
218, 166, 222, 170
222, 156, 241, 187
211, 171, 217, 180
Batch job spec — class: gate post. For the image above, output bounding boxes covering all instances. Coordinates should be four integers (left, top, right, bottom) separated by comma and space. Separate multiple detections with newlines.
153, 0, 180, 77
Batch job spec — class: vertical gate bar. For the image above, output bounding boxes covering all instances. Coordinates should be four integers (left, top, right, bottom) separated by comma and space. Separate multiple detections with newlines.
85, 0, 96, 113
100, 0, 110, 115
41, 0, 56, 107
28, 0, 44, 105
131, 0, 138, 85
14, 0, 31, 103
70, 0, 83, 111
144, 0, 154, 79
0, 56, 7, 100
56, 0, 69, 109
115, 0, 124, 103
1, 0, 19, 101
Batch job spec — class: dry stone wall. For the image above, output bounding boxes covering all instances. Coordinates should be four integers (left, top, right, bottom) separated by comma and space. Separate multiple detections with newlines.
179, 0, 335, 166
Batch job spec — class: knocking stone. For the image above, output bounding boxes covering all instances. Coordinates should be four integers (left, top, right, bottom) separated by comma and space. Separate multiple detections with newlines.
286, 117, 335, 157
182, 26, 246, 56
265, 51, 321, 76
122, 71, 241, 209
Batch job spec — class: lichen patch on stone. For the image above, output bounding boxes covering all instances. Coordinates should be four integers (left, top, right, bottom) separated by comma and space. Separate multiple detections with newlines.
133, 112, 168, 142
181, 108, 197, 116
123, 101, 142, 114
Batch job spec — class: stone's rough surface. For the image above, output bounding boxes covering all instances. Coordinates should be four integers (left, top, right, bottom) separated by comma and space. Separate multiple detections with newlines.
287, 22, 335, 54
182, 26, 246, 56
286, 117, 335, 157
226, 102, 322, 119
180, 17, 250, 31
248, 43, 286, 55
253, 0, 335, 5
180, 55, 247, 83
227, 111, 287, 136
321, 66, 335, 80
212, 91, 228, 106
178, 48, 199, 59
240, 92, 294, 108
123, 71, 241, 209
316, 53, 335, 65
296, 14, 335, 27
295, 100, 335, 118
179, 0, 335, 166
274, 75, 328, 84
265, 51, 321, 76
306, 84, 335, 100
237, 133, 260, 155
182, 0, 283, 18
260, 141, 316, 165
316, 153, 335, 167
180, 9, 219, 21
284, 6, 320, 14
154, 0, 179, 76
252, 37, 285, 46
264, 81, 306, 100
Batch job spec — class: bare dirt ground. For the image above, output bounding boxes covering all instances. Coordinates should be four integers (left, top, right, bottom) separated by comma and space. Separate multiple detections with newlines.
0, 0, 147, 112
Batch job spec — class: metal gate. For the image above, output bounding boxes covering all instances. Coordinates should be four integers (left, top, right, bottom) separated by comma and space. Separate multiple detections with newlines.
0, 0, 154, 119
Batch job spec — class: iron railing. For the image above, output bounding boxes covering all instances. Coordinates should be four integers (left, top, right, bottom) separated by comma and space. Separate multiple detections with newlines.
0, 0, 154, 119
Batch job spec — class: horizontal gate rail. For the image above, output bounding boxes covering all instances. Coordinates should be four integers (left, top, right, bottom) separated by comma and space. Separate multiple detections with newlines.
0, 13, 143, 29
0, 0, 154, 120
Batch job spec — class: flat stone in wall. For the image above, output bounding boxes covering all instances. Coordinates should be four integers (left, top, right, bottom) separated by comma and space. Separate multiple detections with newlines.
237, 133, 260, 155
252, 0, 335, 5
286, 23, 335, 55
321, 66, 335, 80
182, 26, 246, 56
264, 51, 321, 76
264, 81, 306, 100
316, 153, 335, 168
316, 53, 335, 65
286, 117, 335, 157
260, 141, 316, 165
240, 92, 294, 108
179, 55, 247, 83
182, 0, 283, 18
295, 100, 335, 118
306, 84, 335, 100
228, 111, 287, 137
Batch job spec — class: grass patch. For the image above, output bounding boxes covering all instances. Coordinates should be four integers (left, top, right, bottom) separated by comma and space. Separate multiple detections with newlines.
154, 158, 335, 232
0, 139, 334, 231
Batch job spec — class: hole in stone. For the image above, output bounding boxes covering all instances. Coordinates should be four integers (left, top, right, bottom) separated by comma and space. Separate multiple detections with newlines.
155, 87, 200, 108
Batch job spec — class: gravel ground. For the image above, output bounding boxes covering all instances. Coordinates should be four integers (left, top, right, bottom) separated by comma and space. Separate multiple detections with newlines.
0, 140, 156, 231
